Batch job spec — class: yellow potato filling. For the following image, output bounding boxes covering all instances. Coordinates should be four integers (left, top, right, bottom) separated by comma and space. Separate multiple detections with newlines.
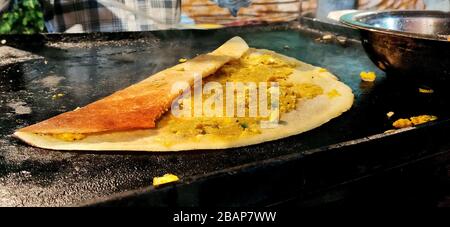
51, 133, 86, 141
161, 51, 324, 139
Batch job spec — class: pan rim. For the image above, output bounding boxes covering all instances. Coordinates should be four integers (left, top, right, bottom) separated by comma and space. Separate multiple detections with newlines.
340, 10, 450, 43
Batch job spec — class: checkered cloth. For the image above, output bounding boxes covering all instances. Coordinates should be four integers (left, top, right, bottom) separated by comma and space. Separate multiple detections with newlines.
47, 0, 181, 32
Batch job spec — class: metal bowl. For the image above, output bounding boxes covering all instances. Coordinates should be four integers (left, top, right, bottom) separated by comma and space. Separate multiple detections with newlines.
340, 10, 450, 81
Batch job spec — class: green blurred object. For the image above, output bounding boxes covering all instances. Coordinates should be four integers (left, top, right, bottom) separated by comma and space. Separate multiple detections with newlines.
0, 0, 44, 34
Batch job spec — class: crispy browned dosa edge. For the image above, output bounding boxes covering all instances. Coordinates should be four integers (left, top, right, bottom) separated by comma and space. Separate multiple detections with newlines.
13, 49, 355, 151
17, 37, 249, 134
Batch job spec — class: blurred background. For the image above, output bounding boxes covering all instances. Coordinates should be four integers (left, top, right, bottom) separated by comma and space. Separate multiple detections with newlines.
182, 0, 449, 26
0, 0, 449, 33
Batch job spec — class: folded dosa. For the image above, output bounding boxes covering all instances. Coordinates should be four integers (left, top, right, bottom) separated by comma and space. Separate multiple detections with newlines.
17, 37, 249, 134
14, 38, 354, 152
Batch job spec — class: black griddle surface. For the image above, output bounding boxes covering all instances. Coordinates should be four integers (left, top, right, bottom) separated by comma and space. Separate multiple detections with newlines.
0, 24, 448, 206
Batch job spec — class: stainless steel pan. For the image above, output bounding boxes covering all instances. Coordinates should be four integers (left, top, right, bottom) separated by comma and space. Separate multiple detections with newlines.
340, 10, 450, 82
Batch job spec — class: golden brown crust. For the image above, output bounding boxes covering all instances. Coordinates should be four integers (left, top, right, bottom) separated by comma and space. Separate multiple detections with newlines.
18, 37, 249, 134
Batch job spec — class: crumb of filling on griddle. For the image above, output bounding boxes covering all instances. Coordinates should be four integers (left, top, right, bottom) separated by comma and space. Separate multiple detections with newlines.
410, 115, 438, 125
360, 71, 376, 82
153, 174, 179, 187
392, 115, 437, 129
418, 87, 434, 94
392, 118, 413, 129
178, 58, 187, 63
52, 93, 65, 99
386, 111, 394, 119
